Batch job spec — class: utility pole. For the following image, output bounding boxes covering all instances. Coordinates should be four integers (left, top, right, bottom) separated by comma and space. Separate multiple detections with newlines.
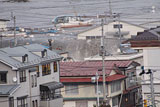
109, 0, 112, 18
117, 14, 122, 45
100, 19, 106, 103
11, 12, 17, 46
148, 69, 156, 107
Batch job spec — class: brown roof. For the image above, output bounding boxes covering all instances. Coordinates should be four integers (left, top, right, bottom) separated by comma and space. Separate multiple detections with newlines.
60, 61, 135, 77
123, 29, 160, 47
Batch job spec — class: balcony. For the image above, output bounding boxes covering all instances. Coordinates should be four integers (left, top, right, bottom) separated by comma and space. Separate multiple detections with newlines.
40, 94, 62, 101
40, 96, 63, 107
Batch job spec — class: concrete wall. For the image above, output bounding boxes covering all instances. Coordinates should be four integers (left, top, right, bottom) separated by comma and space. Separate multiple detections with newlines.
77, 21, 145, 40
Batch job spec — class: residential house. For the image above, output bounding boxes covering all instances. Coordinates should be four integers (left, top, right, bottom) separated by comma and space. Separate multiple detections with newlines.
60, 60, 140, 107
77, 20, 146, 40
0, 19, 9, 31
0, 44, 63, 107
124, 26, 160, 107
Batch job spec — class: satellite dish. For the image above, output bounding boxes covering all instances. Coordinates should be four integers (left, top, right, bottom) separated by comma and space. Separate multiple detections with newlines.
13, 77, 17, 83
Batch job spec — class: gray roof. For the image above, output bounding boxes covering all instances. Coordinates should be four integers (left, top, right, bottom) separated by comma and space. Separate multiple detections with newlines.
0, 44, 62, 70
0, 84, 19, 96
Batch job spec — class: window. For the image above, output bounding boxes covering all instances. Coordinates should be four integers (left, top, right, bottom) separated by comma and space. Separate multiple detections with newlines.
19, 70, 26, 82
31, 74, 37, 88
32, 101, 35, 107
36, 66, 40, 77
53, 62, 57, 72
35, 100, 38, 107
111, 81, 121, 93
112, 96, 119, 107
31, 75, 34, 87
9, 97, 14, 107
34, 74, 37, 87
0, 72, 7, 83
42, 63, 51, 76
95, 84, 108, 95
65, 84, 79, 95
17, 96, 28, 107
113, 24, 123, 28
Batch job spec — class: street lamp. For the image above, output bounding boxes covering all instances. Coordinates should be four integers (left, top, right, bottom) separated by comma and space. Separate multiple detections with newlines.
91, 72, 100, 107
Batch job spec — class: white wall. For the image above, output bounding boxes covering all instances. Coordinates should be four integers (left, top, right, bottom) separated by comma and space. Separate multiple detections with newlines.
77, 21, 145, 40
142, 47, 160, 106
0, 21, 7, 29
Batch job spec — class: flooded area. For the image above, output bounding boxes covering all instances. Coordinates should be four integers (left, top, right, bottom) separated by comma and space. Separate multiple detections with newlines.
0, 0, 160, 28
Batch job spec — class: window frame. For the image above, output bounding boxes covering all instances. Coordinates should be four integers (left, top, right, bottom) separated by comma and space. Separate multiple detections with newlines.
0, 72, 7, 83
19, 70, 26, 82
53, 62, 57, 73
111, 81, 121, 93
42, 63, 51, 76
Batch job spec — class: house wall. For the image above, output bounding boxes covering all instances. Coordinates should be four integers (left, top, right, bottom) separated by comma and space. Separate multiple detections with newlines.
0, 97, 9, 107
63, 100, 96, 107
0, 62, 17, 84
77, 21, 145, 40
0, 61, 61, 107
142, 47, 160, 107
40, 97, 63, 107
0, 21, 7, 29
62, 84, 99, 98
62, 79, 124, 107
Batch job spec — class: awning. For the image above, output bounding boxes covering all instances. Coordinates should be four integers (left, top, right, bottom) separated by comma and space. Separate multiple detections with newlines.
0, 71, 8, 73
40, 81, 64, 91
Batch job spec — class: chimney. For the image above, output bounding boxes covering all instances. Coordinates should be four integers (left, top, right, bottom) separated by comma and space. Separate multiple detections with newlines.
48, 39, 52, 50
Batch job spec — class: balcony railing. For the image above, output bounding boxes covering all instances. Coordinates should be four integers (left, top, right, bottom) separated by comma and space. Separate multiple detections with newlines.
40, 94, 62, 101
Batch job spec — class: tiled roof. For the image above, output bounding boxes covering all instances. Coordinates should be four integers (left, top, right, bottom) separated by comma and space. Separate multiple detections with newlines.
60, 61, 133, 77
60, 74, 126, 82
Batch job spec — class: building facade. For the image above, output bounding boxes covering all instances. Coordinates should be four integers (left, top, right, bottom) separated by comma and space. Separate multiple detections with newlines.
126, 27, 160, 107
0, 44, 63, 107
77, 20, 146, 40
60, 61, 140, 107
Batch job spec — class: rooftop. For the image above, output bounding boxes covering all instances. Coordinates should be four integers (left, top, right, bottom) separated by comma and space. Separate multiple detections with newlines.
0, 44, 62, 70
60, 61, 135, 77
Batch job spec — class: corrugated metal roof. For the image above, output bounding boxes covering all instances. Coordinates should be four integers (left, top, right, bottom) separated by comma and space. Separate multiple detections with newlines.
60, 61, 132, 77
